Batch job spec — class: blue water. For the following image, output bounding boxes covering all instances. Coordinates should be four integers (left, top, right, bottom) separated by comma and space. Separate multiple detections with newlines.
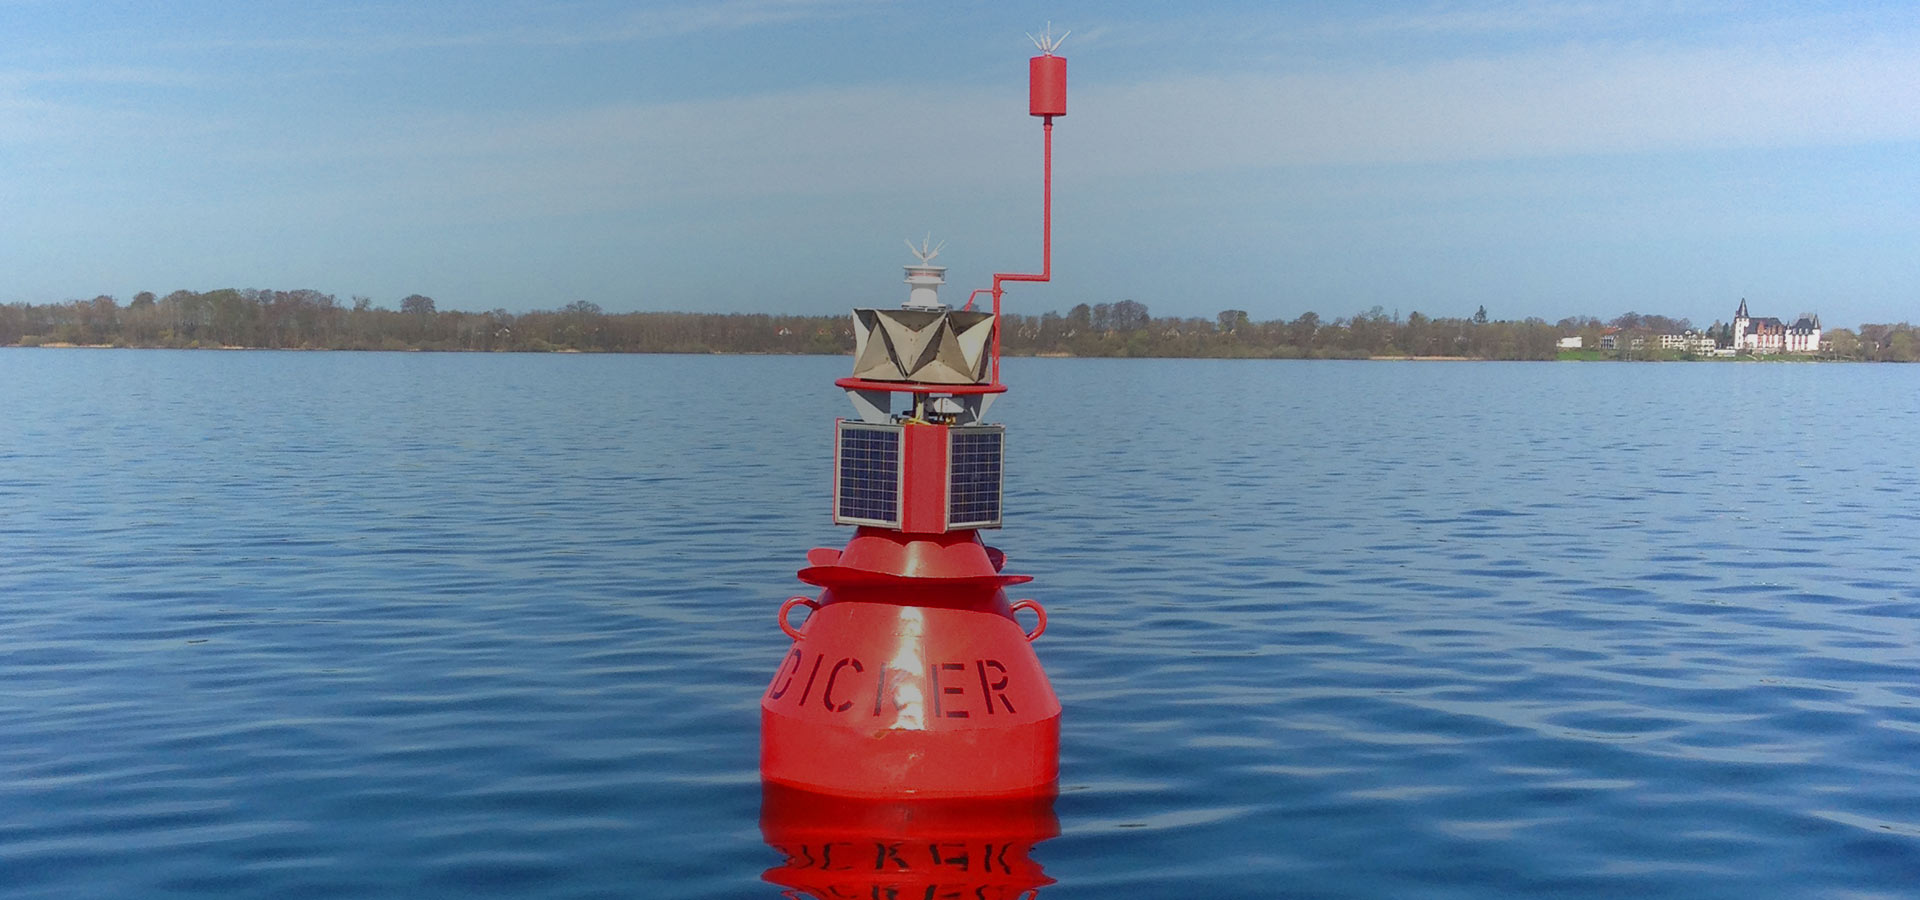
4, 349, 1919, 898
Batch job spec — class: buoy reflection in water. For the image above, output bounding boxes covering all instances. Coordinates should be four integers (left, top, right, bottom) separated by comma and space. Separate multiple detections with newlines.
760, 782, 1057, 899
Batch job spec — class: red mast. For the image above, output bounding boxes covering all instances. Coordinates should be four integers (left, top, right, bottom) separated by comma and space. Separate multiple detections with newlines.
760, 34, 1069, 800
985, 49, 1066, 384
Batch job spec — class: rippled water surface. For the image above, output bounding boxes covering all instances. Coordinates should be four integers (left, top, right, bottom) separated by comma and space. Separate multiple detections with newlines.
4, 349, 1919, 898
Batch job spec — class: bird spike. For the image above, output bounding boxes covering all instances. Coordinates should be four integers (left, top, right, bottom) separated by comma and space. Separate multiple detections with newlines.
906, 234, 943, 265
1026, 22, 1068, 55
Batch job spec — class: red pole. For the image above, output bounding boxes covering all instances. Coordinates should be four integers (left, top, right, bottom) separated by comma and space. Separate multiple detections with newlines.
991, 116, 1053, 385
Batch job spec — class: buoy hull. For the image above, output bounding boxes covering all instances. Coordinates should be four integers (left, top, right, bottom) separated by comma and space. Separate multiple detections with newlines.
761, 599, 1060, 799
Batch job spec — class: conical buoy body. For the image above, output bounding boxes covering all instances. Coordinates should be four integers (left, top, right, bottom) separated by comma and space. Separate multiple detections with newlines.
761, 529, 1059, 799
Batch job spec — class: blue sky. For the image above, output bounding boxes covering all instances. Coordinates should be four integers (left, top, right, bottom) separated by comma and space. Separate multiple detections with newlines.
3, 1, 1916, 327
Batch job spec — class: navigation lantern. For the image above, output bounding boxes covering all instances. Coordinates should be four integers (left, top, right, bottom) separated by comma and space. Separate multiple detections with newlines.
760, 34, 1070, 799
903, 236, 948, 309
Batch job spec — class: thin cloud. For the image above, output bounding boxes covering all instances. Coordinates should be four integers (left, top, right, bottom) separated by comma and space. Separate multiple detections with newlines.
1335, 0, 1664, 36
0, 74, 191, 144
0, 66, 197, 89
152, 27, 1916, 229
1072, 37, 1920, 172
168, 0, 886, 54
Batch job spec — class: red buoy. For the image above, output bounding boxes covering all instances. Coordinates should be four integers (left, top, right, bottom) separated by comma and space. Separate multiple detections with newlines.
760, 36, 1070, 800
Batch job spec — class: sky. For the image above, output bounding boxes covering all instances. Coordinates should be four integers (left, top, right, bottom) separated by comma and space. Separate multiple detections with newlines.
3, 0, 1916, 327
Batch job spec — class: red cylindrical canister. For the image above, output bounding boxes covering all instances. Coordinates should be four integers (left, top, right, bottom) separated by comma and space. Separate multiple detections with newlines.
1029, 55, 1067, 117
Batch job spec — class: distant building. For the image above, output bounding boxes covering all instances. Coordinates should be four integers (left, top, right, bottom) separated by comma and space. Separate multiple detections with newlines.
1558, 336, 1583, 350
1646, 331, 1718, 354
1599, 329, 1645, 351
1784, 316, 1822, 353
1732, 299, 1820, 354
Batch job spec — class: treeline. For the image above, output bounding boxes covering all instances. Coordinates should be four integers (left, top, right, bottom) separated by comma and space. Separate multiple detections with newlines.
4, 290, 1917, 361
0, 290, 847, 354
1013, 302, 1563, 359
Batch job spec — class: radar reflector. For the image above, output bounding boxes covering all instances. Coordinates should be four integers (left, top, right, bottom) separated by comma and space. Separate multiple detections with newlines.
851, 308, 996, 384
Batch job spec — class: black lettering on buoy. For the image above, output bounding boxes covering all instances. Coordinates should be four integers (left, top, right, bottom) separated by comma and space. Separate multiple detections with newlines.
767, 648, 803, 700
818, 841, 854, 871
795, 654, 824, 706
976, 659, 1016, 714
873, 841, 907, 871
929, 841, 970, 870
768, 842, 807, 868
930, 662, 968, 718
822, 657, 864, 712
988, 842, 1013, 875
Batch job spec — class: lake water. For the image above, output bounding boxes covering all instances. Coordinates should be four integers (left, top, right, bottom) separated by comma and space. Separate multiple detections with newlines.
4, 349, 1919, 898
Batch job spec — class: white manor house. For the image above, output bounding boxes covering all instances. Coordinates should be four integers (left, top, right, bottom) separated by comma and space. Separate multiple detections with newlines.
1732, 299, 1822, 354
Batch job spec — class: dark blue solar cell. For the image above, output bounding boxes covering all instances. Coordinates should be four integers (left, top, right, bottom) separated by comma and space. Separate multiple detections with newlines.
947, 427, 1003, 528
836, 423, 901, 526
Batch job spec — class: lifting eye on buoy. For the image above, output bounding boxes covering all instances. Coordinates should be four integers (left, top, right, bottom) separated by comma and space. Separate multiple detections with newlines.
758, 31, 1071, 801
776, 596, 817, 641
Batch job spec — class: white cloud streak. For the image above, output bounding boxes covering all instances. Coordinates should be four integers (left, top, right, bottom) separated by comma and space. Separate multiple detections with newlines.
1334, 0, 1677, 36
169, 0, 886, 54
290, 34, 1919, 224
12, 13, 1917, 237
1077, 38, 1920, 172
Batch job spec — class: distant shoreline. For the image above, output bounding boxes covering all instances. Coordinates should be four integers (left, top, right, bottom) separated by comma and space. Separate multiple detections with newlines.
3, 343, 1863, 363
8, 291, 1912, 361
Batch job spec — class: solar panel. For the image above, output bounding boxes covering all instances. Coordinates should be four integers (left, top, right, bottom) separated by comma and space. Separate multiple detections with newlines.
947, 426, 1004, 529
836, 423, 902, 527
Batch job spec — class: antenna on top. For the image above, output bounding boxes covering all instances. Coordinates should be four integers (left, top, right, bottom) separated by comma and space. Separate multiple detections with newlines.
1026, 21, 1068, 55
